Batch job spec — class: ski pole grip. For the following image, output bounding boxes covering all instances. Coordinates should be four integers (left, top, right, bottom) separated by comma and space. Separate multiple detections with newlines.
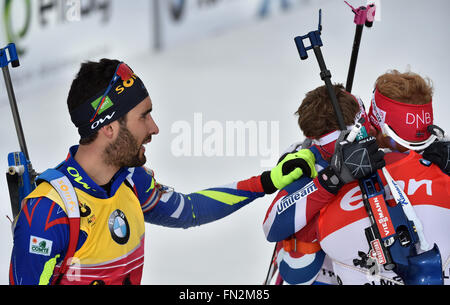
294, 31, 323, 61
344, 1, 376, 28
365, 4, 376, 28
294, 10, 323, 61
0, 43, 20, 68
294, 36, 308, 60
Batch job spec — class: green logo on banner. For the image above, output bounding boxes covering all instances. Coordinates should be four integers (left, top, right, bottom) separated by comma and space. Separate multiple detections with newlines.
4, 0, 32, 55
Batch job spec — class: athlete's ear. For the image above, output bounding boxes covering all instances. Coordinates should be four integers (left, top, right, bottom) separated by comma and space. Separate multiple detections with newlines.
99, 121, 119, 140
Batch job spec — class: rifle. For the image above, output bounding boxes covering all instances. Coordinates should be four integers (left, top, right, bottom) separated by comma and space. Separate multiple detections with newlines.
1, 43, 37, 220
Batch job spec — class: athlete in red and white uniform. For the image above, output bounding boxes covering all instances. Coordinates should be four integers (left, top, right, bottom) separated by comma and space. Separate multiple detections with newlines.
264, 73, 450, 285
318, 150, 450, 285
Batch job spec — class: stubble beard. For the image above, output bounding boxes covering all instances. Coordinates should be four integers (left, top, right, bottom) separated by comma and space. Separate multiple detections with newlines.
103, 123, 147, 168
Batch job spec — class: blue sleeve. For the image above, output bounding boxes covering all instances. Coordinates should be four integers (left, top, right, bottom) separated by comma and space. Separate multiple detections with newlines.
10, 197, 69, 285
130, 167, 266, 228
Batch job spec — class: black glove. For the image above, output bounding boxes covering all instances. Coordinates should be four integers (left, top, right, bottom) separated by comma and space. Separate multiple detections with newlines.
422, 141, 450, 175
318, 130, 385, 194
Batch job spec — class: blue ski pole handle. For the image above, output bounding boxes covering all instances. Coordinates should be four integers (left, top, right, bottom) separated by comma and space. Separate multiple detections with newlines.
294, 9, 323, 60
0, 43, 20, 68
294, 10, 347, 131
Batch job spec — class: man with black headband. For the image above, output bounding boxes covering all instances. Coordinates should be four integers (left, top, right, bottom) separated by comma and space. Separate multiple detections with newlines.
9, 59, 320, 285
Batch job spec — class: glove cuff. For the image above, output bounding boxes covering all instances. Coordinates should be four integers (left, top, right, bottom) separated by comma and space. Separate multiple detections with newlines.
261, 171, 277, 194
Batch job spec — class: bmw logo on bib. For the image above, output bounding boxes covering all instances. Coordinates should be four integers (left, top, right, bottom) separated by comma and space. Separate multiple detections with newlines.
108, 209, 130, 245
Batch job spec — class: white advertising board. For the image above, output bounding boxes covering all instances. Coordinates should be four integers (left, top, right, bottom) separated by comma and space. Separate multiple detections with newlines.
155, 0, 320, 50
0, 0, 153, 103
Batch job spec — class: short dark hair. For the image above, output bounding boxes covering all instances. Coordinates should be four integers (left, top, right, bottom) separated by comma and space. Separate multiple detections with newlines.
67, 58, 126, 145
295, 84, 359, 138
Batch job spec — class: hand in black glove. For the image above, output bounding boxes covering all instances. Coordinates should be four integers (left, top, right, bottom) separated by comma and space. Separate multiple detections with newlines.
422, 141, 450, 175
318, 130, 386, 194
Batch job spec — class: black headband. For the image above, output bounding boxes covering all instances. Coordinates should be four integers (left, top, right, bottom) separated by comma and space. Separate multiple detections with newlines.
69, 63, 149, 138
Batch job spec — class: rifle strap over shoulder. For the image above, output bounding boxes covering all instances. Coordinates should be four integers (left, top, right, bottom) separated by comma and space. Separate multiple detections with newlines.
37, 169, 80, 284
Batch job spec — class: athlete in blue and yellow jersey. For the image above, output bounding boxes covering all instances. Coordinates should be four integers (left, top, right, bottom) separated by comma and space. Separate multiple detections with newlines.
9, 59, 317, 285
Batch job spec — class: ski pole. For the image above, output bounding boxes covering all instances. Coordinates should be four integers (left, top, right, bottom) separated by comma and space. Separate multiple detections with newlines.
1, 43, 37, 219
342, 1, 432, 254
263, 243, 278, 285
1, 44, 29, 160
294, 7, 399, 272
294, 9, 346, 130
265, 13, 346, 284
344, 1, 376, 93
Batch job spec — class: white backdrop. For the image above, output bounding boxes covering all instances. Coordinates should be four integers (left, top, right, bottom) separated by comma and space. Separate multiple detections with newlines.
1, 0, 449, 285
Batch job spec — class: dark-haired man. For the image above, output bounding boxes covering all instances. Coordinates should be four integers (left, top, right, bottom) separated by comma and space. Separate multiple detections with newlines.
9, 59, 318, 285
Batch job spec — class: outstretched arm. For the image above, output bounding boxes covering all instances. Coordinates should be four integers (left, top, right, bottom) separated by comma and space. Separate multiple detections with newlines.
132, 150, 317, 228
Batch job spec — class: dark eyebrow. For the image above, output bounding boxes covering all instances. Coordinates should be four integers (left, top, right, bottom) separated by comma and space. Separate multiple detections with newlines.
142, 107, 152, 116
